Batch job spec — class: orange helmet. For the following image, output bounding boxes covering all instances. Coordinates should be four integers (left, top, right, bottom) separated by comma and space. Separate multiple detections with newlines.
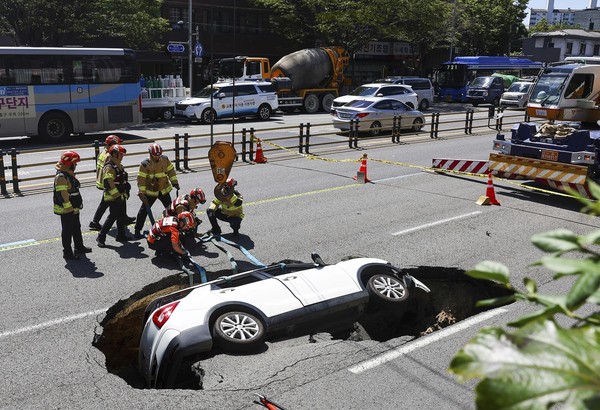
105, 135, 122, 146
226, 177, 237, 188
189, 188, 206, 204
59, 150, 81, 166
149, 143, 162, 157
178, 211, 196, 230
109, 144, 127, 156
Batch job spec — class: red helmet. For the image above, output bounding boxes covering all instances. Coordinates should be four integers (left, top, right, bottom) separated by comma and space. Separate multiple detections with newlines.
105, 135, 122, 146
226, 178, 237, 188
189, 188, 206, 204
149, 143, 162, 157
109, 144, 127, 155
59, 150, 81, 166
178, 211, 196, 230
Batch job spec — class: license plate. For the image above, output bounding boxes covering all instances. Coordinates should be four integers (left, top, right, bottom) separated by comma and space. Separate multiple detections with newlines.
541, 150, 559, 161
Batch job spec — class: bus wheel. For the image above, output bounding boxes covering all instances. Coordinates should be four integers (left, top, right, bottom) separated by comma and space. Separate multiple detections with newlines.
38, 112, 72, 142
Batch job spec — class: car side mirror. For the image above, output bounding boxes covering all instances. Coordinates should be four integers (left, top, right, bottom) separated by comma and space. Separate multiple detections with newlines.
217, 92, 226, 99
311, 252, 327, 267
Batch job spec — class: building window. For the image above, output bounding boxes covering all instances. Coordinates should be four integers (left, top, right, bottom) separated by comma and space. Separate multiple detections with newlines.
566, 42, 573, 55
595, 44, 600, 55
580, 43, 587, 55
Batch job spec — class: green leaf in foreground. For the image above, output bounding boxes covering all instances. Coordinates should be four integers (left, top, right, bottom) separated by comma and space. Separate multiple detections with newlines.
449, 320, 600, 410
467, 261, 510, 286
531, 229, 580, 253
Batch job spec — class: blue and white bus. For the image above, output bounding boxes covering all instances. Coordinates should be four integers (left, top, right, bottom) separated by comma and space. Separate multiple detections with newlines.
0, 47, 142, 141
435, 56, 543, 102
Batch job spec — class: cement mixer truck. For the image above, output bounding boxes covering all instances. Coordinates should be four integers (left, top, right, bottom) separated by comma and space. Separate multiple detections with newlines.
217, 46, 350, 113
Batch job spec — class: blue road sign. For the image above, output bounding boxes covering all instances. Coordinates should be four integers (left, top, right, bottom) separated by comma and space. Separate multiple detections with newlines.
194, 42, 203, 58
167, 43, 185, 53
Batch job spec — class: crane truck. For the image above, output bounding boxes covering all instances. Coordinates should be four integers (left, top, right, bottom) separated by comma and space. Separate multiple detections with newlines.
433, 58, 600, 199
217, 46, 350, 113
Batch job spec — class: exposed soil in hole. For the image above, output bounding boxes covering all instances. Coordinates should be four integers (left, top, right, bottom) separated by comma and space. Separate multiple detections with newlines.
93, 265, 512, 389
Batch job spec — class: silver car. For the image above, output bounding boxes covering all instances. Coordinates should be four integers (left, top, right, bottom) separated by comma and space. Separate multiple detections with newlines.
499, 81, 534, 109
332, 97, 426, 136
332, 83, 418, 111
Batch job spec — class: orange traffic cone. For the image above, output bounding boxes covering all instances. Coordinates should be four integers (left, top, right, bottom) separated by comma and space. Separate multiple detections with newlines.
353, 153, 371, 183
477, 173, 501, 205
255, 138, 267, 164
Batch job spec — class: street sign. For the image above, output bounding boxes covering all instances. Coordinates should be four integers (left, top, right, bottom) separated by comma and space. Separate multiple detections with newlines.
167, 43, 185, 53
194, 42, 203, 58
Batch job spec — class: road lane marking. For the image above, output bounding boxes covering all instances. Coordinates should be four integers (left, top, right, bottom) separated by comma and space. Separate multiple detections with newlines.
348, 307, 508, 374
0, 239, 38, 251
392, 211, 482, 236
0, 308, 108, 340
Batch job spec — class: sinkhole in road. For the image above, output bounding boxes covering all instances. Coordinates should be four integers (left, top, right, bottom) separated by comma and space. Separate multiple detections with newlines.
93, 264, 513, 390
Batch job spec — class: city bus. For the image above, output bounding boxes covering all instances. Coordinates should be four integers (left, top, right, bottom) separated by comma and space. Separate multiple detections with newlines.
0, 47, 142, 141
435, 56, 543, 102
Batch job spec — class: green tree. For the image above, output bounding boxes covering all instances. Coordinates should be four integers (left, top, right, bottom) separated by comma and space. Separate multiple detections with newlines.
449, 182, 600, 409
455, 0, 528, 55
0, 0, 169, 49
529, 17, 582, 33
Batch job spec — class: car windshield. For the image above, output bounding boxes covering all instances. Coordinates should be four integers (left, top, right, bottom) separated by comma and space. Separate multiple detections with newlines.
349, 86, 379, 96
507, 82, 532, 93
193, 86, 220, 98
529, 72, 569, 105
470, 77, 493, 87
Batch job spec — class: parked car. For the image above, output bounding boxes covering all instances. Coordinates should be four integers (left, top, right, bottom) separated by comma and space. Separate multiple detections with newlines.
375, 76, 435, 111
331, 97, 426, 136
466, 76, 506, 106
138, 253, 430, 388
499, 81, 534, 109
174, 80, 278, 123
332, 83, 418, 112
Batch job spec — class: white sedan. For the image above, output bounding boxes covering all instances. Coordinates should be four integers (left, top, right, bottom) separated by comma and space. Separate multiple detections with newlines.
332, 97, 426, 136
138, 254, 430, 388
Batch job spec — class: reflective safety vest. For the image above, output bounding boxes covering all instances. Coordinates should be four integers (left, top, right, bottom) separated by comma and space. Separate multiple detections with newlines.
95, 149, 109, 190
53, 169, 82, 215
164, 194, 193, 217
210, 193, 244, 218
147, 216, 185, 254
102, 161, 128, 202
137, 156, 178, 197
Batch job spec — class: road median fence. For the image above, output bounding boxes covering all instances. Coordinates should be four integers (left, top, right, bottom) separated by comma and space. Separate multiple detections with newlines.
0, 107, 527, 198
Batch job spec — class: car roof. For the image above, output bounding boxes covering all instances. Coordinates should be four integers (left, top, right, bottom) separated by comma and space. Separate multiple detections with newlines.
211, 80, 272, 87
345, 96, 407, 103
361, 83, 412, 88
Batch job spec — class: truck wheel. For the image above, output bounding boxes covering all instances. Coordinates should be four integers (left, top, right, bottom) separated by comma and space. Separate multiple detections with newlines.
201, 108, 216, 124
160, 108, 174, 121
38, 112, 73, 142
303, 94, 319, 114
321, 94, 335, 112
257, 104, 272, 121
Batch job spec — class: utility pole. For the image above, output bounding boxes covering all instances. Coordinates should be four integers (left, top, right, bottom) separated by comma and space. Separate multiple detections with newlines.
188, 0, 193, 93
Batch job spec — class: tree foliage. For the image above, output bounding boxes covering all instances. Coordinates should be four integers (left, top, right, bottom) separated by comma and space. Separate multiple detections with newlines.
0, 0, 169, 49
529, 18, 582, 33
449, 182, 600, 409
455, 0, 528, 56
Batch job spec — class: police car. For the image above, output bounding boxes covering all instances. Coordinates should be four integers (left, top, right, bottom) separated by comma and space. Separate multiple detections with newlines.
174, 80, 279, 123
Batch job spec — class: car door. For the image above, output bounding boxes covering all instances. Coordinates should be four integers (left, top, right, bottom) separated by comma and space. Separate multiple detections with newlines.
236, 84, 258, 115
371, 99, 395, 130
389, 100, 412, 128
274, 264, 363, 306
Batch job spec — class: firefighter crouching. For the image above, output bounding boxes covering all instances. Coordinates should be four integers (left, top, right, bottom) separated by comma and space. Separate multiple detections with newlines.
146, 211, 196, 259
207, 178, 244, 236
134, 143, 179, 238
97, 145, 131, 247
53, 150, 92, 260
163, 188, 206, 243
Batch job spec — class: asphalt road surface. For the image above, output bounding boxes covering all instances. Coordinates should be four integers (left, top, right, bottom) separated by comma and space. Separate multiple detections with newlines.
1, 110, 596, 409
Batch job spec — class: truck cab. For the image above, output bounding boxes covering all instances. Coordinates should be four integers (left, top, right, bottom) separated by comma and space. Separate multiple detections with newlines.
218, 57, 271, 81
466, 76, 505, 106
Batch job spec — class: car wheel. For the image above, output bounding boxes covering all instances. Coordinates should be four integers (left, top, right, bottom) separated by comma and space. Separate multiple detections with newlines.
418, 99, 429, 111
412, 117, 424, 132
201, 108, 216, 124
161, 108, 174, 121
367, 273, 409, 307
213, 310, 265, 352
303, 94, 319, 114
321, 93, 335, 112
257, 104, 272, 121
38, 112, 73, 142
369, 121, 382, 137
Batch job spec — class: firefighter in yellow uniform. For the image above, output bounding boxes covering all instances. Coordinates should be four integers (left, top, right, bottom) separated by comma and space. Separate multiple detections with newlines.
97, 145, 131, 247
53, 150, 92, 259
89, 135, 135, 230
207, 178, 244, 236
134, 143, 179, 238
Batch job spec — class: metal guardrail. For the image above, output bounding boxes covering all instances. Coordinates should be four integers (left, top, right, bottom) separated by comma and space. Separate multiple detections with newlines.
0, 107, 526, 197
